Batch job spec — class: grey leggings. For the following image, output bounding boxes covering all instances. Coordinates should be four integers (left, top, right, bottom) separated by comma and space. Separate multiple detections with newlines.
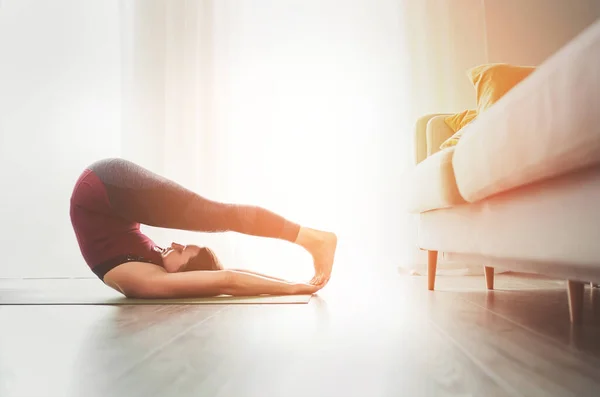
87, 158, 301, 242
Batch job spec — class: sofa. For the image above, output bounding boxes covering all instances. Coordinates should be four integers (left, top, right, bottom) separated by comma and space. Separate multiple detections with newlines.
407, 19, 600, 324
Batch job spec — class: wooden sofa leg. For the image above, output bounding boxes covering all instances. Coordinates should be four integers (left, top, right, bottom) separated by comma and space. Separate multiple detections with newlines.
427, 250, 438, 291
484, 266, 494, 290
567, 280, 585, 324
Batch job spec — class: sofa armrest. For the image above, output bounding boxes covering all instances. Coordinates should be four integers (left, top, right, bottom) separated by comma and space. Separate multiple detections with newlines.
414, 113, 454, 164
426, 115, 455, 157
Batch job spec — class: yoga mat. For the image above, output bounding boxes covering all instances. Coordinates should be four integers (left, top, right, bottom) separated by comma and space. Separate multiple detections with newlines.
0, 278, 312, 305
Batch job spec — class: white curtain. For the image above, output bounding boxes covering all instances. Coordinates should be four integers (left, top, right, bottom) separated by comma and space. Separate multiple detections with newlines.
120, 0, 489, 281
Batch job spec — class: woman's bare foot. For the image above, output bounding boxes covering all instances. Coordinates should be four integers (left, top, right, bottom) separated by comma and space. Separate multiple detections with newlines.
295, 227, 338, 286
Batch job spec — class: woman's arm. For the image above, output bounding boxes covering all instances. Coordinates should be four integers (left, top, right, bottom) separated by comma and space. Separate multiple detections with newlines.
103, 261, 320, 299
227, 268, 291, 283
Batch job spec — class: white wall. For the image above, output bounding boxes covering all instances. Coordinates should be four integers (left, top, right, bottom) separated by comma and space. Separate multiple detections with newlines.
0, 0, 122, 277
401, 0, 490, 114
485, 0, 600, 66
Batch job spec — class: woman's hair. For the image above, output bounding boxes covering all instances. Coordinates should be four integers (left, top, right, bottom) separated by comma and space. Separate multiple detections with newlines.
185, 247, 223, 271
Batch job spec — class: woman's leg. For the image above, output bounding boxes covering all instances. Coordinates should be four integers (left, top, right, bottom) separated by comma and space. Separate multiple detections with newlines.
89, 158, 300, 241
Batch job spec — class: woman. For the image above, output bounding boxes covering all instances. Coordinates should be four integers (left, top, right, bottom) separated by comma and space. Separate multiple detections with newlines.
69, 158, 337, 299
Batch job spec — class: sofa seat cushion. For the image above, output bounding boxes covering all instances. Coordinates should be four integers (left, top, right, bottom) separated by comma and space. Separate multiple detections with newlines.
452, 20, 600, 203
406, 147, 466, 213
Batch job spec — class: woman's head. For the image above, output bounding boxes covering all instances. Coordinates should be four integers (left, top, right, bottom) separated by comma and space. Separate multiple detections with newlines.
160, 242, 223, 272
160, 242, 200, 272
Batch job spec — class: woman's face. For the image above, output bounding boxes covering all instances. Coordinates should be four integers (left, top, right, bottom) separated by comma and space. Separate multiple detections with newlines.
161, 242, 200, 272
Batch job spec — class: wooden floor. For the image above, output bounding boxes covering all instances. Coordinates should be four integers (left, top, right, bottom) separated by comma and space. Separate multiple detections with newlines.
1, 271, 599, 397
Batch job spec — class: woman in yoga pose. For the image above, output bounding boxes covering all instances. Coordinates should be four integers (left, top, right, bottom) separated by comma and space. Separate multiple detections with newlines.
69, 158, 337, 298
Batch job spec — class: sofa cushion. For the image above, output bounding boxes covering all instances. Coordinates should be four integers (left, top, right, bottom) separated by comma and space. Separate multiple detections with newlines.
406, 147, 466, 213
453, 20, 600, 203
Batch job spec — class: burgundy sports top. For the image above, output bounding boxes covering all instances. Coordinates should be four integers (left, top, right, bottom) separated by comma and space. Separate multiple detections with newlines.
69, 168, 164, 280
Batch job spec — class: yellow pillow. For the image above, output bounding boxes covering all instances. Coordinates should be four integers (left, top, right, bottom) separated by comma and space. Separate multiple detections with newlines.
445, 109, 477, 133
440, 129, 464, 149
440, 63, 536, 149
468, 63, 536, 114
440, 109, 477, 149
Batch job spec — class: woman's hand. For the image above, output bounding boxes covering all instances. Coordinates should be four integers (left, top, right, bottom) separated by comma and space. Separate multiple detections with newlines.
293, 282, 323, 295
